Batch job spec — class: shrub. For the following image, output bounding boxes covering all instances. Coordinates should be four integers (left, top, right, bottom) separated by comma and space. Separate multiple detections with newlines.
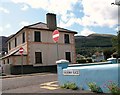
88, 82, 103, 93
107, 82, 120, 94
69, 83, 78, 90
86, 58, 93, 63
61, 82, 78, 90
76, 59, 87, 63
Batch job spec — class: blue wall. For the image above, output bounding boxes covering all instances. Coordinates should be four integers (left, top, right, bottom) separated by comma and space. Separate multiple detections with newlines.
57, 60, 120, 93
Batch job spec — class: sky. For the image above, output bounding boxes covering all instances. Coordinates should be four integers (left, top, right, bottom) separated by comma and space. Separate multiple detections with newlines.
0, 0, 119, 37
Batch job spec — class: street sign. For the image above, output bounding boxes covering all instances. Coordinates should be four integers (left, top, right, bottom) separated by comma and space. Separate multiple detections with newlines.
52, 30, 59, 42
19, 47, 24, 55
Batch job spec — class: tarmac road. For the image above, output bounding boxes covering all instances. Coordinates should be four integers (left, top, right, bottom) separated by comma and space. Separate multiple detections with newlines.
2, 73, 57, 91
2, 73, 93, 94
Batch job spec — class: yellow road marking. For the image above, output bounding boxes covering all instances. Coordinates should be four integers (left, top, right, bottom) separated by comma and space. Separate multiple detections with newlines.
41, 86, 60, 90
40, 81, 58, 86
40, 81, 60, 90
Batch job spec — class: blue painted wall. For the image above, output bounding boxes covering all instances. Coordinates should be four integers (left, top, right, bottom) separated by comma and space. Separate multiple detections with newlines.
57, 60, 120, 93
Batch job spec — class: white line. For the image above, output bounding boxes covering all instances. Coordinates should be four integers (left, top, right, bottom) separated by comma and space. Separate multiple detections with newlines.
53, 34, 59, 38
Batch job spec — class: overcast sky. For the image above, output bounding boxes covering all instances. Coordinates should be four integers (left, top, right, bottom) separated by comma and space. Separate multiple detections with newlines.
0, 0, 119, 36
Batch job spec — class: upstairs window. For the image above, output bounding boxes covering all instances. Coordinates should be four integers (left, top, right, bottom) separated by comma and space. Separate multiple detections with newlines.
9, 42, 11, 50
7, 58, 9, 64
64, 34, 70, 44
22, 32, 25, 43
15, 38, 17, 47
34, 31, 41, 42
35, 52, 42, 64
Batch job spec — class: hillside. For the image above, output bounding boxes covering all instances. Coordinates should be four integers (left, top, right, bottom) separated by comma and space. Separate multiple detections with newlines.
75, 33, 116, 56
0, 36, 8, 55
75, 33, 115, 48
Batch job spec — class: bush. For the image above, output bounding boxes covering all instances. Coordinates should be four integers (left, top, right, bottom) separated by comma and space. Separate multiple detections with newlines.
61, 82, 78, 90
107, 82, 120, 94
86, 58, 93, 63
88, 82, 103, 93
76, 59, 87, 63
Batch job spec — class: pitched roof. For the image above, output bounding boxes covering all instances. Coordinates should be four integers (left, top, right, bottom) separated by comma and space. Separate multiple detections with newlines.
26, 22, 77, 33
7, 22, 77, 42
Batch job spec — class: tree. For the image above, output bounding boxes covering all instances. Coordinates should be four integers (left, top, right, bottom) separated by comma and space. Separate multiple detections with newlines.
111, 36, 117, 51
111, 33, 120, 58
118, 31, 120, 58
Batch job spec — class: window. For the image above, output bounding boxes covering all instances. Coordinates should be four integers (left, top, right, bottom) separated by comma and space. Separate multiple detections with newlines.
15, 38, 17, 47
65, 52, 71, 62
35, 52, 42, 64
22, 32, 25, 43
64, 34, 70, 44
3, 60, 5, 64
34, 31, 41, 42
7, 58, 9, 64
9, 42, 11, 50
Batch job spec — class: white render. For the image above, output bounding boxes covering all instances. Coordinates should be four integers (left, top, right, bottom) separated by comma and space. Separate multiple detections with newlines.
2, 23, 76, 66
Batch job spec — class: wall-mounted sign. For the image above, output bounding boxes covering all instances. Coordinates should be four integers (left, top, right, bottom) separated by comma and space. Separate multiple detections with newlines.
63, 69, 80, 76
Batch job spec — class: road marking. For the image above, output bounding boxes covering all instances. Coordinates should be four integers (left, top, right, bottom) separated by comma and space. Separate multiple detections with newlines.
40, 81, 58, 86
41, 86, 59, 90
3, 73, 55, 79
40, 81, 60, 90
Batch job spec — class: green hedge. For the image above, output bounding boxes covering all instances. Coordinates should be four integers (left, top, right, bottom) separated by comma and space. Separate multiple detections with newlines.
76, 58, 93, 63
76, 59, 87, 63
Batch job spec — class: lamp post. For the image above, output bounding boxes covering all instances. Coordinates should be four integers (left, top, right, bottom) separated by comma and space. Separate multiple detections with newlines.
111, 0, 120, 58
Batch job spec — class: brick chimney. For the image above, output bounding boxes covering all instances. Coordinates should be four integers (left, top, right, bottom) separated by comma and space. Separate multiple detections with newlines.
46, 13, 57, 30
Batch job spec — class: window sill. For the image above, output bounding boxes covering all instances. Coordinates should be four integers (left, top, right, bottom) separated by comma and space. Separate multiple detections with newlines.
33, 64, 43, 67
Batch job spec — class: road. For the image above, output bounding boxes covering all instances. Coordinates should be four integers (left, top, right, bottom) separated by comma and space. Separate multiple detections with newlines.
2, 73, 92, 94
2, 73, 58, 93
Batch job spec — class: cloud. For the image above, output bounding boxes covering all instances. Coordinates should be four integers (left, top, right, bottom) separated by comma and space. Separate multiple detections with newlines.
20, 21, 29, 26
5, 24, 11, 28
75, 28, 96, 36
81, 0, 118, 28
11, 0, 80, 29
0, 26, 3, 32
21, 4, 29, 11
10, 0, 118, 29
11, 0, 78, 14
0, 24, 11, 36
0, 7, 10, 14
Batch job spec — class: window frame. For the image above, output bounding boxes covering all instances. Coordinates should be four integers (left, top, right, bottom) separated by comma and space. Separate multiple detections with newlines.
7, 58, 9, 64
64, 34, 70, 44
22, 32, 25, 43
35, 52, 42, 64
9, 42, 11, 50
15, 38, 17, 47
34, 31, 41, 42
65, 52, 71, 62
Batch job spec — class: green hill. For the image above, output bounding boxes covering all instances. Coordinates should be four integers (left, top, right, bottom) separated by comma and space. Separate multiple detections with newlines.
75, 33, 115, 48
75, 33, 116, 56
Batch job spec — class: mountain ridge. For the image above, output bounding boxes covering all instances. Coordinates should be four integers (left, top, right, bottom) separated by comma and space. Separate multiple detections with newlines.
75, 33, 116, 48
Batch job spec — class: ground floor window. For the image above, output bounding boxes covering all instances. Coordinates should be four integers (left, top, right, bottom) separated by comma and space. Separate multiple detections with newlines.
35, 52, 42, 64
65, 52, 71, 62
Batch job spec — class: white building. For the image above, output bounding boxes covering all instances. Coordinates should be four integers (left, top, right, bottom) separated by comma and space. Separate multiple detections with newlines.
1, 13, 77, 74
